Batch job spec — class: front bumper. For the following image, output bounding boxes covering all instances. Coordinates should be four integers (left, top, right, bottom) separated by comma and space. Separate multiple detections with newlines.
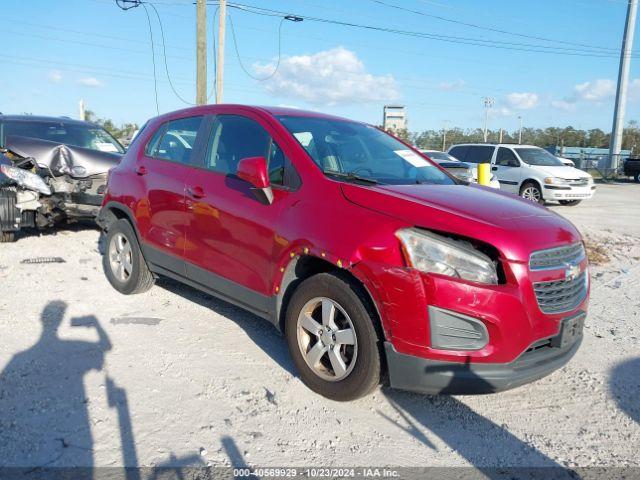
543, 184, 595, 200
385, 334, 582, 395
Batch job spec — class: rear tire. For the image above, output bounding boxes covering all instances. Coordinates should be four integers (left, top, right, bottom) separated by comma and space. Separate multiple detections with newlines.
102, 218, 155, 295
559, 200, 582, 206
285, 272, 381, 401
520, 181, 544, 204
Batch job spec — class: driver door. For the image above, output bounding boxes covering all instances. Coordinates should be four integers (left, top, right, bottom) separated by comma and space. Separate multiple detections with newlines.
492, 147, 522, 194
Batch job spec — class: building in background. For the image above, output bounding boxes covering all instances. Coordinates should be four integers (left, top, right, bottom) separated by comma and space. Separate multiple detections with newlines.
383, 105, 406, 133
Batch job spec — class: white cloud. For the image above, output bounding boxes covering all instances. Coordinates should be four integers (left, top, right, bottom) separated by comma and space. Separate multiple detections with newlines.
77, 77, 104, 88
254, 47, 399, 105
439, 79, 465, 91
506, 92, 539, 110
48, 70, 62, 83
550, 99, 576, 112
574, 79, 615, 102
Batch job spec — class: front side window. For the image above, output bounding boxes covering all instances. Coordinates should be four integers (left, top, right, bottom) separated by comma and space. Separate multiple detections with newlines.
205, 115, 287, 186
448, 146, 469, 161
496, 147, 519, 167
147, 116, 203, 164
2, 120, 125, 154
515, 148, 565, 167
278, 116, 455, 186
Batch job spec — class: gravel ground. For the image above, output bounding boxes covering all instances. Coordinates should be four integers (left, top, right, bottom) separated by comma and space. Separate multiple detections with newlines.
0, 183, 638, 470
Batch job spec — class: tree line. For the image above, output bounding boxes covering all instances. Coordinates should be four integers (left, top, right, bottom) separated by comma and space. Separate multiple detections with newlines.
393, 120, 640, 153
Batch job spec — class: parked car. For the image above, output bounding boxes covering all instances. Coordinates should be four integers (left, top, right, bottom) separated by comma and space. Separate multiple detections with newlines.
448, 143, 595, 205
623, 157, 640, 183
0, 115, 123, 242
421, 149, 500, 188
98, 106, 588, 401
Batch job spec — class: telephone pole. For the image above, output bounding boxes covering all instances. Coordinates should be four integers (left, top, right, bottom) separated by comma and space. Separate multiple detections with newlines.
216, 0, 227, 104
442, 121, 448, 151
196, 0, 207, 105
482, 97, 494, 143
518, 115, 523, 144
609, 0, 638, 171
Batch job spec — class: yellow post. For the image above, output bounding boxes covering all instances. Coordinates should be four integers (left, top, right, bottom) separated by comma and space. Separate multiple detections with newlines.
477, 163, 491, 186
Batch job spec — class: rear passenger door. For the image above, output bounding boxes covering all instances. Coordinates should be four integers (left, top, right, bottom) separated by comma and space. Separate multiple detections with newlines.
135, 115, 205, 273
492, 147, 522, 194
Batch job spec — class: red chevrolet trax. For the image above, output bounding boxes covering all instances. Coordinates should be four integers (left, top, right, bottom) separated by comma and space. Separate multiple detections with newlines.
98, 105, 589, 401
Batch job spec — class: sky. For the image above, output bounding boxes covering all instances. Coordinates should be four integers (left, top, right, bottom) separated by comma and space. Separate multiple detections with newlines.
2, 0, 640, 134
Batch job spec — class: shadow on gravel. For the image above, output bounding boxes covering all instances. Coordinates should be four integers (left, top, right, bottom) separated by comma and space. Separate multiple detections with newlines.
610, 357, 640, 425
381, 363, 574, 477
156, 278, 296, 377
11, 220, 99, 243
0, 301, 113, 468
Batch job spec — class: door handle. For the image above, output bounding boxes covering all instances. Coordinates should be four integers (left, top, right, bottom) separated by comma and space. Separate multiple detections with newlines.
186, 186, 205, 199
135, 165, 148, 176
492, 166, 498, 171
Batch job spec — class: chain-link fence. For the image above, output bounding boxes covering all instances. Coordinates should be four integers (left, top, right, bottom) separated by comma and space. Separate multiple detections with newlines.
568, 154, 628, 180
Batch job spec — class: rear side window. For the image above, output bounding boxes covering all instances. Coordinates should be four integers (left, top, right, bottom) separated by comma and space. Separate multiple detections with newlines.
448, 146, 468, 161
464, 146, 495, 164
205, 115, 287, 186
496, 147, 519, 167
145, 116, 203, 164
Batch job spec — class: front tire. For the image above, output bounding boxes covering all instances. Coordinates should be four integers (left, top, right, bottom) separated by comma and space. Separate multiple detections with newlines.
285, 272, 381, 401
520, 181, 544, 204
559, 200, 582, 206
102, 218, 155, 295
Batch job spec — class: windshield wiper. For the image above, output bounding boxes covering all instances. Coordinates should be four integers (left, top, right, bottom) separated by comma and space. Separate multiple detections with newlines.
324, 170, 380, 185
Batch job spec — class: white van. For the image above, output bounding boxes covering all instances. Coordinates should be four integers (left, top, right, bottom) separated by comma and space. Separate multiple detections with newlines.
448, 144, 595, 205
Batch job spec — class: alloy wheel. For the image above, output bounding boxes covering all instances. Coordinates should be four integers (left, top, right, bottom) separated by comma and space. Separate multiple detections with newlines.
296, 297, 358, 382
109, 232, 133, 282
522, 186, 541, 202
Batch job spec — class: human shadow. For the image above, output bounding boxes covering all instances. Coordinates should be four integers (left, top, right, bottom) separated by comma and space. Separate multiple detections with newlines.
156, 278, 296, 377
381, 360, 577, 478
609, 357, 640, 425
0, 301, 111, 468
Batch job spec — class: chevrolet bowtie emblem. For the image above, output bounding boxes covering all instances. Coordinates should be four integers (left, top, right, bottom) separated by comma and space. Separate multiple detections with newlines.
564, 263, 581, 281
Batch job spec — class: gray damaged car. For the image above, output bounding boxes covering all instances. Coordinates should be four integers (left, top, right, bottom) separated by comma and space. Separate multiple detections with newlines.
0, 115, 123, 242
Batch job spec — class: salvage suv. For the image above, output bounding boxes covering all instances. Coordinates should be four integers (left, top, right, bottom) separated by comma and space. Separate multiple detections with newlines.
98, 106, 589, 401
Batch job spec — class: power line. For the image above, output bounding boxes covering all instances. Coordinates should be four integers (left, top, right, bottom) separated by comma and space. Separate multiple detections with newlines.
227, 12, 286, 81
140, 3, 160, 114
215, 2, 637, 58
369, 0, 624, 54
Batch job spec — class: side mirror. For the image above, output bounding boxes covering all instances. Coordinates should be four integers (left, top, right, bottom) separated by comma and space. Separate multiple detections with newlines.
237, 156, 273, 205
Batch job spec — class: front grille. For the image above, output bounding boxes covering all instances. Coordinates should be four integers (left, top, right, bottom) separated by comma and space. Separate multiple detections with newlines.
533, 271, 588, 314
564, 178, 589, 186
529, 242, 585, 270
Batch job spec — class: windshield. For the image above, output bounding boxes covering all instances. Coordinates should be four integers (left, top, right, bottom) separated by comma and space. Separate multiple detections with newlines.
515, 147, 564, 167
2, 120, 125, 154
278, 116, 455, 186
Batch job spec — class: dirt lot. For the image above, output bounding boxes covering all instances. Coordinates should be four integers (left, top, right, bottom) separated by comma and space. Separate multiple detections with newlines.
0, 183, 638, 470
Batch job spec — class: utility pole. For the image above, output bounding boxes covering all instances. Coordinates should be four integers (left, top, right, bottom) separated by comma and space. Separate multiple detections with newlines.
442, 121, 448, 151
79, 99, 86, 121
216, 0, 227, 104
196, 0, 207, 105
609, 0, 638, 171
518, 115, 523, 144
482, 97, 494, 143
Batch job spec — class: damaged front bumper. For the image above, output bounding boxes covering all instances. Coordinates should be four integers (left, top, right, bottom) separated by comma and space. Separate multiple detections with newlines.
385, 333, 582, 395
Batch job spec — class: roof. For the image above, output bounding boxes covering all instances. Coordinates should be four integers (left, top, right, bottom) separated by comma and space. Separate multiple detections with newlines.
0, 114, 97, 126
450, 143, 539, 148
150, 104, 357, 124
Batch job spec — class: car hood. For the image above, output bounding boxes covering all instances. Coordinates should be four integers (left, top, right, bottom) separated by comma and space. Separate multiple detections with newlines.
5, 135, 122, 178
527, 164, 590, 179
340, 183, 581, 261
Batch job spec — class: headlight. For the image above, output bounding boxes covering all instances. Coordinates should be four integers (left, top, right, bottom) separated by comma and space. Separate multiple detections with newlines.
0, 164, 51, 195
544, 177, 567, 185
396, 228, 498, 284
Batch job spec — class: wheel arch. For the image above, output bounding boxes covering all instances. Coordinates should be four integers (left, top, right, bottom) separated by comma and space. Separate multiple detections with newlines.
276, 255, 385, 342
519, 178, 544, 198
